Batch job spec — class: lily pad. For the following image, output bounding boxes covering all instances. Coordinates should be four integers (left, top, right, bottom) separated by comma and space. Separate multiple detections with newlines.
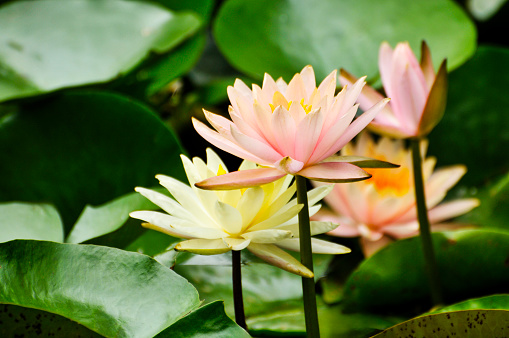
431, 294, 509, 314
0, 240, 200, 337
0, 91, 186, 232
373, 310, 509, 337
342, 230, 509, 312
213, 0, 476, 81
0, 0, 201, 102
0, 202, 63, 243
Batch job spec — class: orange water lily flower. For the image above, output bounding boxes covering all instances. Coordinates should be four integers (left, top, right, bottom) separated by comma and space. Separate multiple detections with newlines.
340, 41, 447, 139
313, 133, 479, 256
193, 65, 390, 190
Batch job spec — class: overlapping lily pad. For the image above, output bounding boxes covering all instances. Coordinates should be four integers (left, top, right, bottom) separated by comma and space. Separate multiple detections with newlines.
0, 0, 201, 102
0, 91, 186, 231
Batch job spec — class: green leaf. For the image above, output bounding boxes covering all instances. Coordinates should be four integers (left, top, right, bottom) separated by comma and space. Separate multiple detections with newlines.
0, 240, 200, 337
0, 91, 186, 232
125, 228, 182, 257
0, 202, 63, 243
342, 230, 509, 312
372, 310, 509, 337
429, 46, 509, 186
156, 301, 251, 338
213, 0, 476, 81
0, 0, 201, 102
457, 172, 509, 231
431, 294, 509, 314
144, 33, 207, 97
152, 0, 216, 22
66, 188, 168, 244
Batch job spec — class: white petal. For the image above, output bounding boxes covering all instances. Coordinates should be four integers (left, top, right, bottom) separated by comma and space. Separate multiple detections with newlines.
223, 237, 251, 250
175, 238, 231, 255
242, 229, 293, 243
214, 200, 243, 235
276, 238, 351, 254
247, 204, 303, 232
276, 221, 338, 237
237, 186, 265, 230
247, 243, 313, 278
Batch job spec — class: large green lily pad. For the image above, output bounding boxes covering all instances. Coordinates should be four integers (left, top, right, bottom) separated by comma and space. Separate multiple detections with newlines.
213, 0, 476, 81
0, 240, 200, 337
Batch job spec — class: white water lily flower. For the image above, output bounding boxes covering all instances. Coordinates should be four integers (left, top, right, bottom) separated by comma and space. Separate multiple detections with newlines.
130, 149, 350, 277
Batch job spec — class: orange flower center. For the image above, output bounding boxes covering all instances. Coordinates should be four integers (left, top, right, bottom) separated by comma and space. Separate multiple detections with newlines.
364, 162, 410, 196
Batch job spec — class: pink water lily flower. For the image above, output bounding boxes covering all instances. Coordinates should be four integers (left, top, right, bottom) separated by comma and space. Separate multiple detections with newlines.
313, 133, 479, 257
193, 65, 390, 190
340, 41, 447, 139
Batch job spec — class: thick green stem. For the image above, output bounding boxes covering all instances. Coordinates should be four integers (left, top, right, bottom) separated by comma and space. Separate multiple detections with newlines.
296, 175, 320, 338
232, 250, 247, 330
410, 139, 443, 306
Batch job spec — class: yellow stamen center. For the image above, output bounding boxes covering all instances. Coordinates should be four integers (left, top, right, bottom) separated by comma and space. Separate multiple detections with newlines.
269, 92, 313, 114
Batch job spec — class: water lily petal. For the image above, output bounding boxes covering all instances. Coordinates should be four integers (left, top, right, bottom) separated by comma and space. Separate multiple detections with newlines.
428, 198, 480, 224
214, 200, 243, 235
247, 243, 313, 278
247, 204, 303, 232
175, 238, 231, 255
134, 187, 195, 221
417, 60, 448, 137
271, 106, 297, 156
275, 156, 304, 175
299, 162, 371, 183
237, 186, 265, 230
231, 124, 282, 163
276, 238, 351, 254
192, 117, 267, 164
195, 167, 285, 190
241, 229, 293, 243
223, 237, 251, 250
276, 221, 338, 237
294, 107, 323, 162
420, 41, 436, 89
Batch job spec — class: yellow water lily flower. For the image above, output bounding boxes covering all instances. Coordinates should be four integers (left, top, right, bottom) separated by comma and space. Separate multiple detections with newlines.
130, 149, 350, 277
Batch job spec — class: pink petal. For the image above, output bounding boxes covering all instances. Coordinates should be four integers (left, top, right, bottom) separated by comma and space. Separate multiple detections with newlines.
295, 107, 323, 163
428, 199, 480, 224
195, 167, 286, 190
233, 78, 254, 100
317, 69, 337, 102
192, 118, 267, 164
378, 42, 394, 91
300, 65, 317, 97
230, 125, 283, 163
286, 73, 307, 103
271, 106, 297, 156
298, 161, 371, 183
308, 104, 357, 163
275, 156, 305, 175
319, 98, 390, 160
339, 69, 386, 113
420, 41, 436, 90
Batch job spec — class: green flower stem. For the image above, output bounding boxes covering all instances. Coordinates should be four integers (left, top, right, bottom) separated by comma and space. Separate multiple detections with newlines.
410, 138, 443, 306
232, 250, 247, 330
296, 175, 320, 338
